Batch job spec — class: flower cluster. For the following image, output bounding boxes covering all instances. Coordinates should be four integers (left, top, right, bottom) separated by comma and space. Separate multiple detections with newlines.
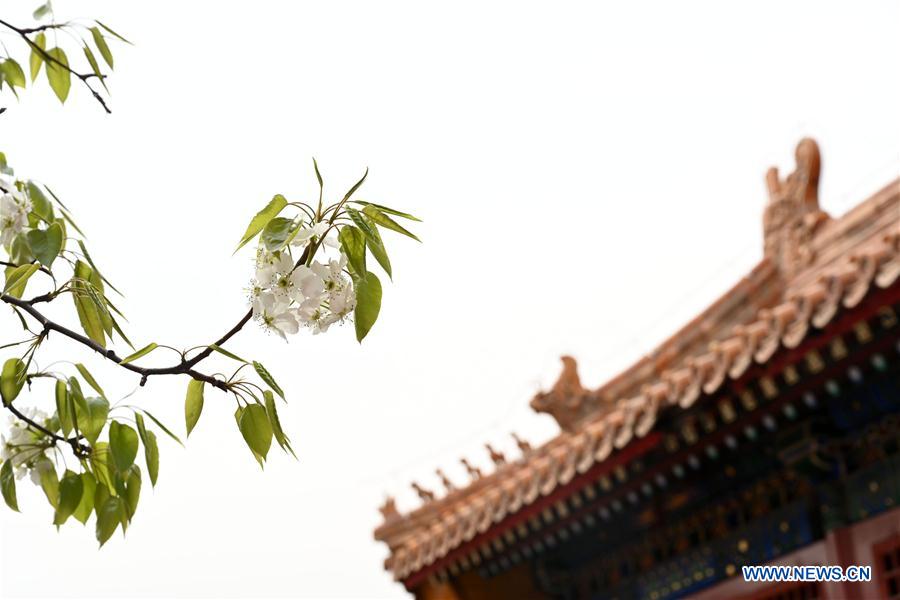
0, 178, 32, 247
0, 408, 52, 483
250, 223, 356, 338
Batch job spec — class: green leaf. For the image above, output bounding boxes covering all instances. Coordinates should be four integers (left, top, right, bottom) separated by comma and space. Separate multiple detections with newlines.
26, 222, 63, 268
72, 261, 106, 348
44, 47, 71, 104
236, 194, 287, 252
351, 201, 421, 222
265, 391, 295, 458
76, 240, 122, 297
134, 410, 148, 442
89, 27, 113, 69
313, 157, 323, 188
30, 33, 46, 81
75, 363, 106, 400
1, 460, 18, 511
232, 407, 261, 467
54, 470, 84, 526
1, 358, 26, 404
93, 481, 109, 516
184, 379, 205, 437
55, 379, 72, 436
67, 378, 85, 434
73, 472, 96, 525
123, 465, 141, 521
82, 45, 106, 91
136, 409, 183, 446
109, 422, 139, 474
260, 216, 297, 251
3, 263, 40, 298
76, 396, 109, 446
338, 226, 367, 276
354, 271, 382, 342
9, 234, 33, 265
96, 21, 132, 45
136, 416, 159, 487
346, 207, 377, 240
346, 208, 391, 278
120, 343, 158, 365
26, 182, 54, 221
239, 403, 273, 461
107, 311, 132, 349
32, 2, 52, 19
86, 269, 114, 338
37, 458, 58, 508
208, 344, 247, 364
362, 205, 421, 241
364, 219, 392, 280
340, 168, 368, 204
96, 496, 123, 547
90, 442, 115, 494
252, 361, 284, 400
1, 59, 26, 89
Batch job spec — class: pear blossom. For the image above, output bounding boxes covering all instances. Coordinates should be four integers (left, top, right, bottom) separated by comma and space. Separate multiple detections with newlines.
290, 221, 329, 247
253, 292, 299, 340
0, 408, 52, 482
0, 186, 31, 246
249, 227, 357, 337
254, 248, 293, 289
295, 297, 335, 334
289, 265, 326, 304
328, 281, 356, 317
312, 255, 350, 296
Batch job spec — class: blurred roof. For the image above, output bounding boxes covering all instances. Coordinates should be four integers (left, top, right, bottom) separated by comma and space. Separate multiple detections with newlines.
374, 138, 900, 583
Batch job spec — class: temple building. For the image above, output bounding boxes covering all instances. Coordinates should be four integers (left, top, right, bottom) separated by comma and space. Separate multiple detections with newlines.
374, 139, 900, 600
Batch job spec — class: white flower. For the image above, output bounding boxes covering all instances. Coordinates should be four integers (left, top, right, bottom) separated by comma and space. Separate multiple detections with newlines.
290, 221, 329, 247
254, 248, 292, 290
0, 187, 31, 246
1, 409, 52, 484
311, 255, 350, 297
253, 292, 299, 340
249, 232, 357, 337
328, 281, 356, 317
295, 297, 334, 334
288, 265, 325, 304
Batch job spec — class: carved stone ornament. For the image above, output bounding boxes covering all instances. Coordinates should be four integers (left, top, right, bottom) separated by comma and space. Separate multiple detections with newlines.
763, 138, 830, 276
411, 482, 435, 503
378, 496, 400, 523
530, 356, 598, 432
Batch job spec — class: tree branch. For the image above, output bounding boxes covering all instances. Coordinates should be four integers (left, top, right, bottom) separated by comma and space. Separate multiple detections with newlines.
1, 224, 312, 454
1, 293, 240, 392
3, 401, 88, 457
0, 18, 111, 113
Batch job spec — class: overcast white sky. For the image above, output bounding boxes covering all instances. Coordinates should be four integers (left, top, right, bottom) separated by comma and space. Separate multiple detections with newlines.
0, 1, 898, 598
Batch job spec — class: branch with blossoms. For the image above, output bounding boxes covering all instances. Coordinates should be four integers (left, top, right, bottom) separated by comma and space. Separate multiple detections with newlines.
0, 151, 420, 545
